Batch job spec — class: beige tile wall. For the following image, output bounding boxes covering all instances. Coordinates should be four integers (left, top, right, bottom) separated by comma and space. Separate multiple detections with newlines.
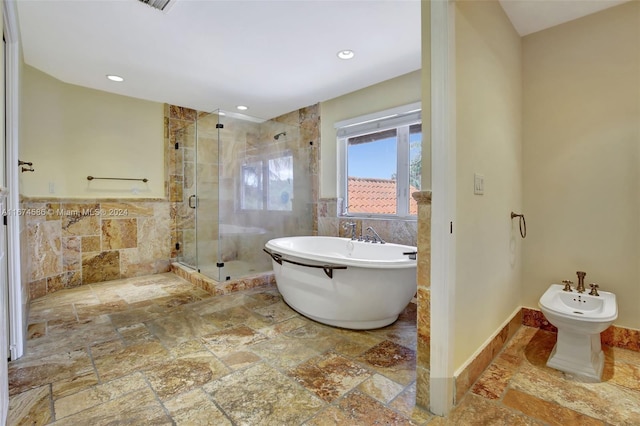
165, 105, 197, 267
24, 200, 172, 299
317, 197, 418, 246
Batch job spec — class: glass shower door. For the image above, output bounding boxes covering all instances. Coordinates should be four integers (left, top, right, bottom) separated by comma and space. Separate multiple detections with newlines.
217, 111, 312, 280
176, 121, 198, 270
194, 110, 222, 281
180, 107, 314, 282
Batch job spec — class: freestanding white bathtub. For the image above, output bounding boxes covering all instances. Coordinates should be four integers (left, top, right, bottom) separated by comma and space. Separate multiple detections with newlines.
264, 236, 417, 329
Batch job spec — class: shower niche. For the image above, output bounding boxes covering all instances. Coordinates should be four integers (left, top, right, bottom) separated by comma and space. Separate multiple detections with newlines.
176, 109, 314, 282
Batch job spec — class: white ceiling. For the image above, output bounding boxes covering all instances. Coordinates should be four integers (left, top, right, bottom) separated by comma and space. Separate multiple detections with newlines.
16, 0, 628, 120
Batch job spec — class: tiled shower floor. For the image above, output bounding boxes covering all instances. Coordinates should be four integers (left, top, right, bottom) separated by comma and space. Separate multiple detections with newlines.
7, 273, 640, 425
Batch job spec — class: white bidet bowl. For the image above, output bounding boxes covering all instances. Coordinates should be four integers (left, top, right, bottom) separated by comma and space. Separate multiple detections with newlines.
538, 284, 618, 380
539, 284, 617, 333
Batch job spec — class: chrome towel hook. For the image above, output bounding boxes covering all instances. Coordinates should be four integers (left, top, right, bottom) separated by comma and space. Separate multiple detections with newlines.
511, 212, 526, 238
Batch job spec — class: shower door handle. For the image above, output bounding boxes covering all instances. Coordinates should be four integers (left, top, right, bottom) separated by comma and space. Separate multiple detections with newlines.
188, 195, 198, 209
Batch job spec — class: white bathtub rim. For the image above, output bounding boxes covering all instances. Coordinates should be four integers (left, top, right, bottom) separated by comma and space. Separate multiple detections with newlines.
265, 236, 416, 269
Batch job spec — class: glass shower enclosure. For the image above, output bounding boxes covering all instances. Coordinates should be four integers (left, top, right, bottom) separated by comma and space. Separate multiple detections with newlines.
177, 109, 314, 282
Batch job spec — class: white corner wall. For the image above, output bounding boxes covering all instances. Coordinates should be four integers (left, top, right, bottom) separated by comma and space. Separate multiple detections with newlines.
20, 65, 164, 198
522, 2, 640, 330
0, 1, 8, 422
454, 0, 523, 370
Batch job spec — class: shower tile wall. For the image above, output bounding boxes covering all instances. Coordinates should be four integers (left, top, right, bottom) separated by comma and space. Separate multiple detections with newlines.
166, 104, 319, 276
272, 104, 321, 226
165, 105, 198, 268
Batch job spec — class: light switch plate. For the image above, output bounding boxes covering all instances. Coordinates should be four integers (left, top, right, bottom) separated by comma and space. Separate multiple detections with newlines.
474, 173, 484, 195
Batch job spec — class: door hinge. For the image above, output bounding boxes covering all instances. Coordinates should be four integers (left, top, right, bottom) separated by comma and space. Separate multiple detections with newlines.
174, 142, 179, 150
3, 215, 6, 226
450, 221, 453, 234
175, 242, 180, 250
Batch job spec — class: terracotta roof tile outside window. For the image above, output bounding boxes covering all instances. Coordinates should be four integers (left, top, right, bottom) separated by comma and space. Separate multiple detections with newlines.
348, 177, 418, 215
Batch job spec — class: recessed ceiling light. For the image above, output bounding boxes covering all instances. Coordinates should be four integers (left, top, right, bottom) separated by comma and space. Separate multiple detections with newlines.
106, 74, 124, 82
236, 105, 248, 111
337, 50, 355, 60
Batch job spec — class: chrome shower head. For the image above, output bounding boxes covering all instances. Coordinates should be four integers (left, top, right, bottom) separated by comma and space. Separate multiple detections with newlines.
274, 132, 287, 140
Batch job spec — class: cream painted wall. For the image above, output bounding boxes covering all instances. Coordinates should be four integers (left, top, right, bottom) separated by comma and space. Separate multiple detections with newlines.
319, 70, 421, 199
522, 2, 640, 329
454, 1, 523, 370
21, 65, 164, 198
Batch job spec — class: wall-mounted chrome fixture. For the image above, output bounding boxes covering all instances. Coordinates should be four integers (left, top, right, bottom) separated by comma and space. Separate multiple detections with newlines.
19, 160, 35, 173
87, 176, 148, 183
511, 212, 526, 238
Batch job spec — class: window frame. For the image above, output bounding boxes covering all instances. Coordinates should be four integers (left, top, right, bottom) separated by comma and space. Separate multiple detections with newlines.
336, 102, 422, 219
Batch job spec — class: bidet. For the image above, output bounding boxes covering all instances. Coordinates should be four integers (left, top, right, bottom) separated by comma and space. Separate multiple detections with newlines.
539, 282, 617, 381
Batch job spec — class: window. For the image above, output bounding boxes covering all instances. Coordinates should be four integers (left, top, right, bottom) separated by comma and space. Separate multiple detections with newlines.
241, 161, 264, 210
337, 103, 421, 217
267, 155, 293, 211
241, 152, 293, 211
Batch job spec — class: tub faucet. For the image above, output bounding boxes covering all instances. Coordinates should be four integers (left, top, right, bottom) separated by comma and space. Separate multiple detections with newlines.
576, 271, 586, 293
366, 226, 385, 244
343, 222, 357, 240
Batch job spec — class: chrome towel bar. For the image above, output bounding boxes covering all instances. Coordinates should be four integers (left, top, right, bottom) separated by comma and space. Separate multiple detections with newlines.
87, 176, 149, 183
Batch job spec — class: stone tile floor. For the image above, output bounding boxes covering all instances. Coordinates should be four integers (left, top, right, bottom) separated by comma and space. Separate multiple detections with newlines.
7, 273, 640, 425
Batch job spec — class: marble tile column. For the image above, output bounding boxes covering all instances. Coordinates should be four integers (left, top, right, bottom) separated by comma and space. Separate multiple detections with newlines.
412, 190, 431, 409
